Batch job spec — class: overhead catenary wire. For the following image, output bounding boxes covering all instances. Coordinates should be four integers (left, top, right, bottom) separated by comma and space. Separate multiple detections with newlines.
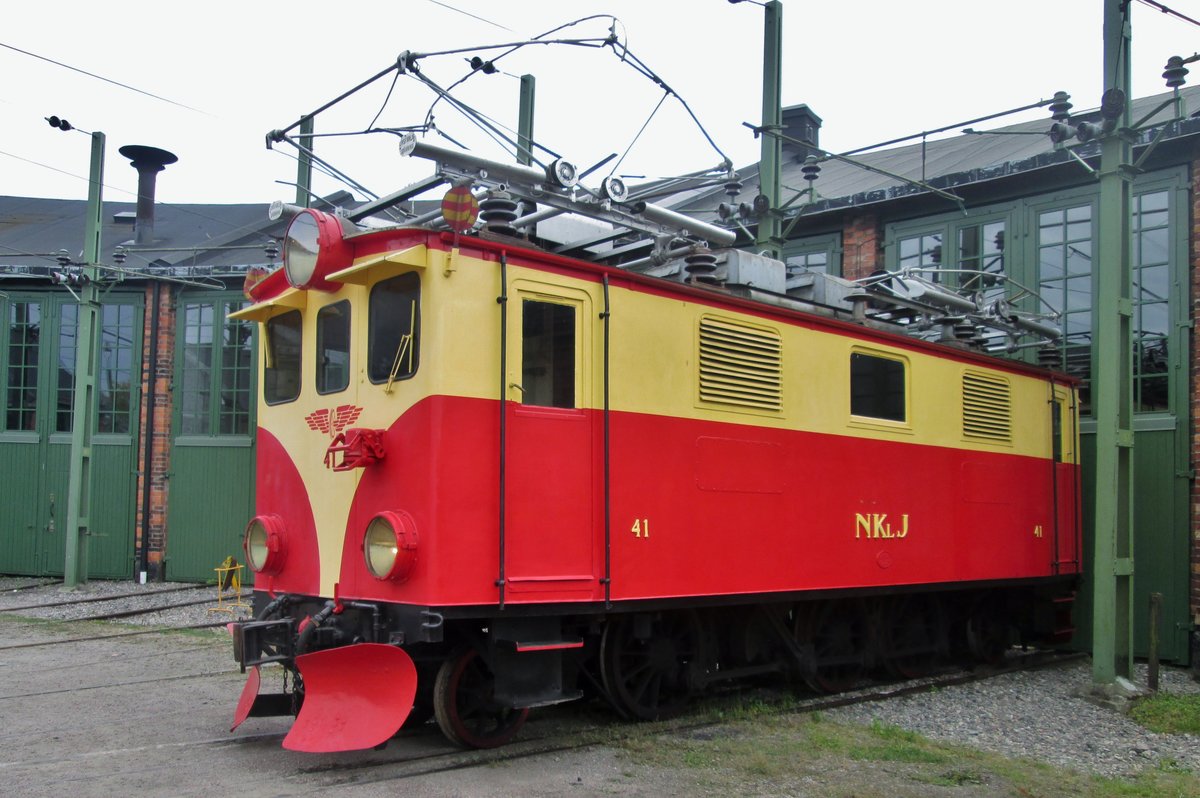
0, 41, 207, 114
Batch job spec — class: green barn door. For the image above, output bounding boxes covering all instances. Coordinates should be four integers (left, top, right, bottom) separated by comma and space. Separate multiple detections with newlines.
164, 292, 256, 582
0, 293, 141, 578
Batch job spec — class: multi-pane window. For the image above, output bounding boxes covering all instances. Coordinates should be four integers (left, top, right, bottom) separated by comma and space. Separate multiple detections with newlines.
179, 297, 255, 433
786, 250, 829, 275
56, 303, 76, 433
522, 299, 575, 409
4, 301, 40, 432
898, 231, 943, 281
97, 304, 136, 434
783, 234, 841, 280
1133, 191, 1169, 412
957, 221, 1006, 296
850, 351, 906, 422
368, 273, 420, 384
316, 301, 350, 394
1037, 204, 1093, 411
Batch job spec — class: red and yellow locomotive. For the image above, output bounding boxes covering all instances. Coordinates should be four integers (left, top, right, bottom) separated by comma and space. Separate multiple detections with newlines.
229, 177, 1080, 752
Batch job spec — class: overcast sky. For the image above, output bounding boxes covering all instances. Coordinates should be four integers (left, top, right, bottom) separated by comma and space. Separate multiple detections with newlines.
2, 1, 1197, 211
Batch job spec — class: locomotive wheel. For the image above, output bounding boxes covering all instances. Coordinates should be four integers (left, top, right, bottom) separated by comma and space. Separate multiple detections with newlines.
433, 648, 529, 749
796, 600, 869, 693
881, 595, 944, 679
600, 611, 700, 721
965, 598, 1011, 665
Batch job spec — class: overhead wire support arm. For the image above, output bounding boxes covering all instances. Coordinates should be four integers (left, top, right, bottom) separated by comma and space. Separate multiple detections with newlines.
749, 124, 967, 212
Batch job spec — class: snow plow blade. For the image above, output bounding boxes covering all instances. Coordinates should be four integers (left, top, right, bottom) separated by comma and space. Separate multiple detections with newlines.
283, 643, 417, 753
231, 665, 262, 731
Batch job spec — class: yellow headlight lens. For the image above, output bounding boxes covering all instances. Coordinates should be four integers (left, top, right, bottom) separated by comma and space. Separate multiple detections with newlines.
364, 516, 399, 579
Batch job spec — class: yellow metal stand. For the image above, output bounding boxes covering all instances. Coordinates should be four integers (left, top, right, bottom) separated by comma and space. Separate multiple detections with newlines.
209, 557, 250, 615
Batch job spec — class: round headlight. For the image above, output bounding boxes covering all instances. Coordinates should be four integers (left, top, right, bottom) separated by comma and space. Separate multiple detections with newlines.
363, 511, 418, 582
244, 515, 287, 575
282, 209, 351, 291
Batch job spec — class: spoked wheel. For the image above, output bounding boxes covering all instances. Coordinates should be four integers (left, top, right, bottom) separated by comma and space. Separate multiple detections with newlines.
600, 611, 701, 720
881, 595, 945, 679
433, 648, 528, 748
796, 600, 869, 693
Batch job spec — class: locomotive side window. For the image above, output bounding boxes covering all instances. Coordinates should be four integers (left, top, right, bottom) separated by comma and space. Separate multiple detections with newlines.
316, 300, 351, 394
264, 310, 302, 404
850, 351, 906, 422
368, 272, 420, 384
522, 299, 575, 408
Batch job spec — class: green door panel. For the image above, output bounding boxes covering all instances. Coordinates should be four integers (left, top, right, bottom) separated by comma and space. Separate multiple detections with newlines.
164, 443, 254, 582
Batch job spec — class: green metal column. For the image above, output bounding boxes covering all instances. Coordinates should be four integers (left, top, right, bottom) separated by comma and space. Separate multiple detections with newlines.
517, 74, 535, 167
755, 0, 783, 260
1091, 0, 1135, 683
63, 130, 105, 588
296, 116, 314, 208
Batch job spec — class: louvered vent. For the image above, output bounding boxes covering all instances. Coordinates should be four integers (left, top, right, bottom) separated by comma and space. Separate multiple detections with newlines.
962, 370, 1012, 442
698, 317, 782, 411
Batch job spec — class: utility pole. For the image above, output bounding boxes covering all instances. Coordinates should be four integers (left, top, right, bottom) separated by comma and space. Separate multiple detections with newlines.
755, 0, 784, 260
296, 115, 314, 208
62, 127, 105, 588
1091, 0, 1135, 682
517, 74, 535, 167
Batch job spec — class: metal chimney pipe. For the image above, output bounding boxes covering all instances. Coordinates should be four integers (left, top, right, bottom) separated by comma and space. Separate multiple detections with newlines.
119, 145, 178, 246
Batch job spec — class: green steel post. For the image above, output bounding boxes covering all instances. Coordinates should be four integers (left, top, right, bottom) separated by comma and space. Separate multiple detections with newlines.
1091, 0, 1135, 683
63, 130, 105, 588
297, 116, 314, 208
517, 74, 535, 167
756, 0, 783, 260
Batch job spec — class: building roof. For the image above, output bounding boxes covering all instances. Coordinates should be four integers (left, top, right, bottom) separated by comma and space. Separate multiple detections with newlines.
671, 85, 1200, 225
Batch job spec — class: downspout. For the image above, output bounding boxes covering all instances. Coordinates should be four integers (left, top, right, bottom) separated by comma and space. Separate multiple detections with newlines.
138, 281, 160, 583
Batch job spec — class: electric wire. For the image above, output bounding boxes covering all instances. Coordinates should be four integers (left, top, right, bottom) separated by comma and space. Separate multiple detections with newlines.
424, 0, 515, 32
1135, 0, 1200, 27
0, 41, 206, 114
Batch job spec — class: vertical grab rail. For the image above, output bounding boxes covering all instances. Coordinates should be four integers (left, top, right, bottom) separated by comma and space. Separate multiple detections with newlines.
601, 275, 612, 608
496, 252, 509, 609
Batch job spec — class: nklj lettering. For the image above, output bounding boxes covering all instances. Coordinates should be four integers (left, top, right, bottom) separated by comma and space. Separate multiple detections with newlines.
854, 513, 909, 539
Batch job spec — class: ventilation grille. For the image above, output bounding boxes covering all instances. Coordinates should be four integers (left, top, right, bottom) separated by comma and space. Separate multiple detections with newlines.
962, 370, 1012, 442
698, 317, 782, 411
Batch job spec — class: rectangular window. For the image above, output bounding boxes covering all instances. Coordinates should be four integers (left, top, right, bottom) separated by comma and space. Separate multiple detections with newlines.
1052, 400, 1063, 463
5, 301, 41, 432
522, 299, 575, 408
56, 303, 76, 433
1133, 190, 1169, 412
265, 310, 302, 405
316, 300, 351, 394
220, 306, 253, 435
368, 272, 420, 384
898, 231, 943, 281
97, 303, 136, 434
1037, 204, 1093, 413
957, 221, 1006, 296
850, 351, 906, 422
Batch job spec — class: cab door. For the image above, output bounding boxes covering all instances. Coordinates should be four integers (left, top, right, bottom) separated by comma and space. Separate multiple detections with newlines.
1051, 384, 1081, 575
503, 280, 596, 597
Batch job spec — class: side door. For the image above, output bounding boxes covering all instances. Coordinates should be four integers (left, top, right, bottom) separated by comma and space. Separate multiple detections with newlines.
1051, 383, 1081, 575
503, 280, 597, 597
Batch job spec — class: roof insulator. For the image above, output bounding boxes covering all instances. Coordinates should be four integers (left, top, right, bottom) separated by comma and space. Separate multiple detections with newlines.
1163, 56, 1189, 89
1048, 91, 1073, 123
801, 155, 821, 184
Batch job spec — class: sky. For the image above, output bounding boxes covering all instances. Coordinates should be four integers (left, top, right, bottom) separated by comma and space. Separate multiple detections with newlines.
2, 0, 1198, 211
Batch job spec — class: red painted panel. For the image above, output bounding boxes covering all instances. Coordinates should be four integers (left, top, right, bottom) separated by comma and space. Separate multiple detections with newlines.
266, 396, 1079, 609
254, 429, 321, 595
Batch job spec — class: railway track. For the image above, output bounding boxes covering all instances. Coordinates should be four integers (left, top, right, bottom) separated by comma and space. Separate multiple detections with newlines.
288, 649, 1089, 788
0, 583, 206, 614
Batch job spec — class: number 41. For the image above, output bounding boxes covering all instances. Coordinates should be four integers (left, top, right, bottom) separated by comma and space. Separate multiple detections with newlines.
631, 518, 650, 538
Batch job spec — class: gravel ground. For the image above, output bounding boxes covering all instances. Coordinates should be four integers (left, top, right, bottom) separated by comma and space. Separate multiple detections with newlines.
3, 575, 1197, 780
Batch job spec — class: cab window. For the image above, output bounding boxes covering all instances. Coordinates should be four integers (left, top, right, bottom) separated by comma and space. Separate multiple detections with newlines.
368, 272, 420, 383
264, 310, 302, 404
850, 351, 906, 422
522, 299, 575, 408
316, 300, 350, 394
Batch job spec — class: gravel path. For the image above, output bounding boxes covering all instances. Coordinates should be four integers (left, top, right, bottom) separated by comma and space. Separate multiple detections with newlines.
2, 576, 1195, 779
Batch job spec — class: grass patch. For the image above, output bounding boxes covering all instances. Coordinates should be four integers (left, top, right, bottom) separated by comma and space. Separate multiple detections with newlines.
618, 709, 1200, 798
1130, 693, 1200, 735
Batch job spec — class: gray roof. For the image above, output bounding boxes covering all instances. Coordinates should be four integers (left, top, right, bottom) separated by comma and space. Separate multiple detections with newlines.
672, 85, 1200, 222
0, 190, 355, 278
